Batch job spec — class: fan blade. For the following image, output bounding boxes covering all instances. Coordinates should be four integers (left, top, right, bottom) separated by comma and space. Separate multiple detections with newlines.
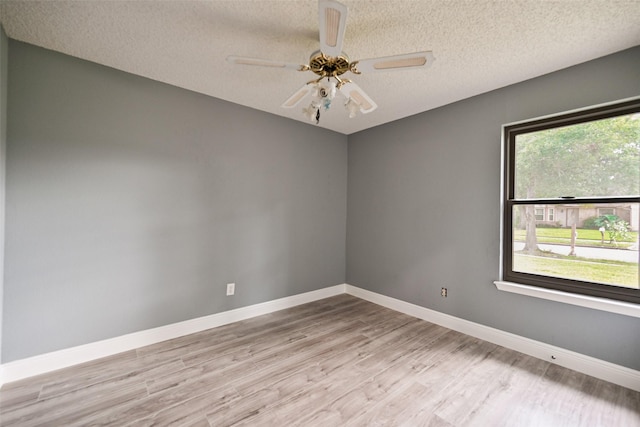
227, 56, 303, 71
282, 84, 314, 109
318, 0, 348, 57
353, 51, 435, 73
339, 81, 377, 114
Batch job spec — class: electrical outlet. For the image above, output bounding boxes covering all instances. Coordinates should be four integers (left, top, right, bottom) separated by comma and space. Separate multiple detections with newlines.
441, 287, 448, 297
226, 283, 235, 296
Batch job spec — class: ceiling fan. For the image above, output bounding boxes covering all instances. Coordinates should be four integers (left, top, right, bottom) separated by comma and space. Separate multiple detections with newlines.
227, 0, 435, 124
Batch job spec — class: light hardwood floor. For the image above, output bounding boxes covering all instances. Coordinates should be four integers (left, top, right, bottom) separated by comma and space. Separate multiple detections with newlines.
0, 294, 638, 426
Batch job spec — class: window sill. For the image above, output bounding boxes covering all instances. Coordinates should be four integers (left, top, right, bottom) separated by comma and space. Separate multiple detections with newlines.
494, 281, 640, 318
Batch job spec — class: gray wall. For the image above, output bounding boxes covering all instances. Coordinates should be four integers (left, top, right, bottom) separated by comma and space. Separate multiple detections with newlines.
347, 46, 640, 370
3, 41, 347, 362
3, 37, 639, 372
0, 27, 7, 362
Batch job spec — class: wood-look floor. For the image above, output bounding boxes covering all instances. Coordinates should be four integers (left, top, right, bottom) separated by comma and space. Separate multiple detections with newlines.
0, 295, 638, 426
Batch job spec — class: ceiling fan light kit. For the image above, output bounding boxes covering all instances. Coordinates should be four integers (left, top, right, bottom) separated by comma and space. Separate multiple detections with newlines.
227, 0, 434, 124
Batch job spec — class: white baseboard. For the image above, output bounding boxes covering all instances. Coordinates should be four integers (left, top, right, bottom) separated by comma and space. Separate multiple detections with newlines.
344, 284, 640, 392
2, 283, 638, 393
0, 284, 346, 386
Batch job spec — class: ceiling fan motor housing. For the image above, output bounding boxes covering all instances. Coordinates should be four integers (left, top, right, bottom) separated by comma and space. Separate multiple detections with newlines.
309, 50, 352, 77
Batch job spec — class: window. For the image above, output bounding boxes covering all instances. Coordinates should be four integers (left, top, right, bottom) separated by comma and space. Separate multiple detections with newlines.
598, 208, 615, 216
502, 99, 640, 304
534, 207, 544, 221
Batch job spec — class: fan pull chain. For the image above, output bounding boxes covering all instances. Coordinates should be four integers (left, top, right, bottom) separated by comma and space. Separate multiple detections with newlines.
316, 108, 321, 124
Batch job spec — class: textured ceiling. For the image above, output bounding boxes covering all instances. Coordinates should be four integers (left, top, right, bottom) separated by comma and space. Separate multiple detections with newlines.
1, 0, 639, 135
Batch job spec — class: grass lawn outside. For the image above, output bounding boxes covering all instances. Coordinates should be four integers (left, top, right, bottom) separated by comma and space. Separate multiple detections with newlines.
513, 252, 639, 289
513, 228, 639, 249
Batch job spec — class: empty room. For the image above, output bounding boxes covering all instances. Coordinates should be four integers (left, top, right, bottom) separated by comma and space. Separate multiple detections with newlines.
0, 1, 639, 425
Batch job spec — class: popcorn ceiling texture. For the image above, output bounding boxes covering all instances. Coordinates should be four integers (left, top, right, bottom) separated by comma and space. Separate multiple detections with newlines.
1, 0, 639, 134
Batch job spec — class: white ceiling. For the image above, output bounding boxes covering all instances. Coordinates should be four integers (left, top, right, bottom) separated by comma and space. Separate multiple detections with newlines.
1, 0, 639, 135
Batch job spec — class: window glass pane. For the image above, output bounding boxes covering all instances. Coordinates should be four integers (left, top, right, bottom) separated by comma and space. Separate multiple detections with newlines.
511, 203, 639, 289
514, 113, 640, 199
